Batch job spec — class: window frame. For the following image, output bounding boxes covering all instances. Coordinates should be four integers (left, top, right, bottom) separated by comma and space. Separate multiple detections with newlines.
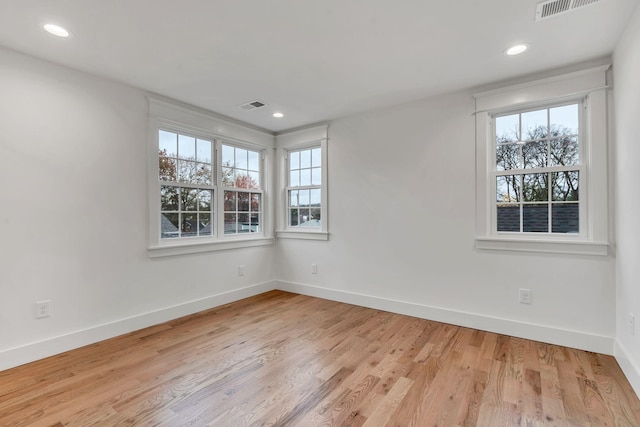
148, 98, 274, 257
474, 65, 610, 256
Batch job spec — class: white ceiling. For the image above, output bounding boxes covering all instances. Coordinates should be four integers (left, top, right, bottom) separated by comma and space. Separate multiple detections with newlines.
0, 0, 637, 132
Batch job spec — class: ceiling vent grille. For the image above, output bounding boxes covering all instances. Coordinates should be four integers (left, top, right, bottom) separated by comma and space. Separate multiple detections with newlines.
238, 100, 268, 111
535, 0, 600, 21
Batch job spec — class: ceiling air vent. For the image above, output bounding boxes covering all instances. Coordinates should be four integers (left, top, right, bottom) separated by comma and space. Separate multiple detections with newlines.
535, 0, 600, 21
238, 100, 268, 111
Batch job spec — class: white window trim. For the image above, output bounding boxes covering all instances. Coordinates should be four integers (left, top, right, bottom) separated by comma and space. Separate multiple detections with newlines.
474, 65, 610, 256
275, 125, 329, 241
147, 98, 275, 257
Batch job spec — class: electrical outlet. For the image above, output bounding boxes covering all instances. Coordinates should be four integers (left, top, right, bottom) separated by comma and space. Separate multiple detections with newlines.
311, 264, 318, 274
629, 313, 635, 336
35, 300, 50, 319
238, 265, 245, 277
519, 289, 532, 305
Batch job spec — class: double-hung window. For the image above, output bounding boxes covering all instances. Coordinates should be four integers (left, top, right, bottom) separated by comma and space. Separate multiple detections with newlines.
287, 147, 322, 228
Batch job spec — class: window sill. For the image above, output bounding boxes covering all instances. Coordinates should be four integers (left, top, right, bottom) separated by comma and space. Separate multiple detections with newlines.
276, 230, 330, 241
475, 236, 609, 256
148, 236, 275, 258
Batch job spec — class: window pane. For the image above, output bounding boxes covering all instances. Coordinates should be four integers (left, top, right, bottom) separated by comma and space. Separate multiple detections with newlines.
199, 213, 212, 236
182, 213, 198, 236
159, 131, 177, 157
177, 160, 199, 183
300, 168, 311, 186
521, 109, 547, 141
300, 149, 311, 168
552, 171, 579, 201
178, 134, 196, 160
299, 208, 311, 225
497, 205, 520, 232
290, 151, 300, 170
552, 203, 579, 233
238, 213, 250, 232
248, 171, 260, 189
248, 150, 260, 171
224, 191, 237, 211
235, 173, 252, 189
160, 186, 178, 211
238, 192, 250, 211
523, 173, 548, 202
195, 163, 212, 185
550, 137, 579, 167
299, 189, 310, 206
308, 208, 321, 227
251, 213, 261, 232
310, 188, 321, 206
522, 140, 548, 169
311, 167, 321, 186
159, 156, 176, 181
236, 148, 248, 169
289, 208, 299, 226
182, 188, 198, 211
496, 144, 520, 171
224, 213, 237, 234
496, 114, 519, 143
199, 190, 212, 211
161, 213, 179, 238
290, 170, 300, 187
523, 204, 549, 232
251, 193, 261, 212
550, 104, 579, 135
496, 176, 520, 203
289, 190, 299, 207
222, 145, 235, 168
196, 139, 211, 163
312, 148, 321, 168
222, 166, 234, 187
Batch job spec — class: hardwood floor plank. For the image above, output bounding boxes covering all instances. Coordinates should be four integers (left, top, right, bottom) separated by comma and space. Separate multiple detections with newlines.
1, 290, 639, 426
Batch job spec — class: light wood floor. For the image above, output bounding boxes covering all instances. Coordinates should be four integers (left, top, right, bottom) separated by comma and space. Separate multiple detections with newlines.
1, 291, 639, 426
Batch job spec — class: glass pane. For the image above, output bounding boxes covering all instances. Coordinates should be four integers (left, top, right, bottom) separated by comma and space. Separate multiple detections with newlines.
161, 213, 179, 238
289, 208, 299, 226
236, 148, 248, 169
222, 145, 234, 169
235, 173, 252, 189
521, 109, 547, 141
299, 189, 310, 207
496, 144, 520, 171
181, 188, 198, 211
224, 191, 237, 211
522, 140, 548, 169
289, 190, 299, 207
159, 131, 177, 157
552, 203, 579, 233
497, 205, 520, 231
300, 149, 311, 169
523, 173, 548, 202
160, 186, 178, 211
550, 104, 579, 135
552, 171, 579, 201
222, 166, 234, 187
224, 213, 237, 234
199, 190, 212, 211
312, 148, 321, 168
177, 160, 198, 183
248, 150, 260, 171
238, 213, 250, 232
299, 208, 311, 225
523, 204, 549, 232
248, 171, 260, 189
159, 156, 177, 181
250, 213, 261, 232
290, 170, 300, 187
496, 176, 520, 203
238, 192, 250, 211
181, 213, 198, 236
310, 188, 321, 206
300, 168, 311, 186
199, 213, 212, 236
196, 139, 211, 163
195, 163, 212, 185
178, 134, 196, 160
308, 208, 321, 227
311, 167, 321, 186
290, 151, 300, 170
550, 137, 579, 167
495, 114, 519, 143
251, 193, 261, 212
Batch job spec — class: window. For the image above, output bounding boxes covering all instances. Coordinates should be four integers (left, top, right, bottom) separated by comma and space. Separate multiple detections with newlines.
494, 103, 582, 235
474, 65, 610, 255
287, 147, 322, 228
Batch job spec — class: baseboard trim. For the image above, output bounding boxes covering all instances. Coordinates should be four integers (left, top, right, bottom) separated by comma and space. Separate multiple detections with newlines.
614, 340, 640, 399
275, 280, 614, 355
0, 281, 276, 372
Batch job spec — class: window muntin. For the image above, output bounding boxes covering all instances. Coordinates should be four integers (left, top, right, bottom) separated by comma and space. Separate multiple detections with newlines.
158, 130, 214, 239
494, 102, 581, 234
287, 147, 322, 228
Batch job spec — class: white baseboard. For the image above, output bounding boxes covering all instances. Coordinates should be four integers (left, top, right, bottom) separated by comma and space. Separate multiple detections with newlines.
0, 281, 276, 372
614, 340, 640, 399
275, 280, 614, 355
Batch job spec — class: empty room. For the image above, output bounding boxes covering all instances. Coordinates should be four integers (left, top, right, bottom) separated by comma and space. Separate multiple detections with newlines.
1, 0, 640, 425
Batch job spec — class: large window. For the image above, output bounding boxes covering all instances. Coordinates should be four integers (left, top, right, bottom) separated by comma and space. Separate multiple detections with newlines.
494, 103, 582, 234
287, 147, 322, 228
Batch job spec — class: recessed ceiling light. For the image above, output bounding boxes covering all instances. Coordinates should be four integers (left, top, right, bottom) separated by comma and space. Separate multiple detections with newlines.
505, 44, 529, 56
273, 112, 284, 118
43, 24, 71, 38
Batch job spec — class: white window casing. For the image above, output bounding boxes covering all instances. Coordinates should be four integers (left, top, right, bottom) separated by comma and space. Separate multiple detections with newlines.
474, 65, 610, 255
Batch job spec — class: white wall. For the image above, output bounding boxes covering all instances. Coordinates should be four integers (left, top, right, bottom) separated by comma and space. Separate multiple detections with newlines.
613, 3, 640, 396
0, 47, 275, 370
276, 90, 616, 353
